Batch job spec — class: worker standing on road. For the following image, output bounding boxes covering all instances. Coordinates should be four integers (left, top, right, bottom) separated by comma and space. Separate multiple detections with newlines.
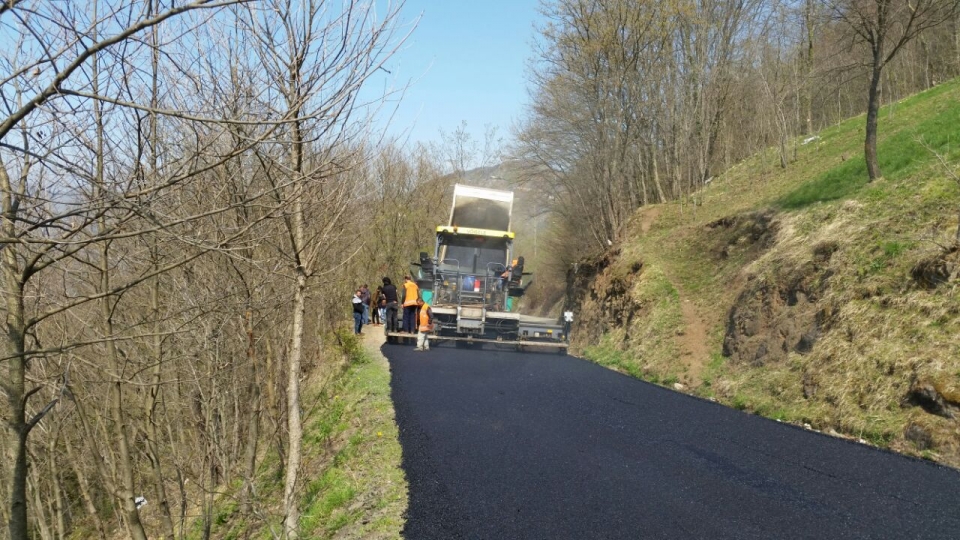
402, 275, 420, 333
352, 290, 364, 335
414, 299, 433, 351
403, 276, 420, 334
382, 277, 399, 335
371, 286, 384, 326
360, 284, 371, 325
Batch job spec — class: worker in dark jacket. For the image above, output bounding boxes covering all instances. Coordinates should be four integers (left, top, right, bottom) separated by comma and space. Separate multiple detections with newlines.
371, 286, 384, 326
382, 277, 399, 334
352, 289, 364, 335
360, 284, 371, 325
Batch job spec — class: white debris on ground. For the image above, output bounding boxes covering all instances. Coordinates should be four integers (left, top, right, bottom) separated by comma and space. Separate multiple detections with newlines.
801, 135, 821, 145
135, 496, 147, 509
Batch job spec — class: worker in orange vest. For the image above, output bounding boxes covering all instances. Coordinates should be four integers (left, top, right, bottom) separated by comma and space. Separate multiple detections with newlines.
414, 299, 433, 351
401, 275, 420, 333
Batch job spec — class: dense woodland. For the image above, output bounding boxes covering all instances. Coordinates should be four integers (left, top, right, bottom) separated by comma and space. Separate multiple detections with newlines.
515, 0, 960, 268
3, 0, 960, 539
0, 1, 451, 538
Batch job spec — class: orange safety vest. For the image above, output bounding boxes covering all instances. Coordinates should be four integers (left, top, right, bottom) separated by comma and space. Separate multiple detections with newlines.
418, 304, 432, 332
402, 280, 420, 307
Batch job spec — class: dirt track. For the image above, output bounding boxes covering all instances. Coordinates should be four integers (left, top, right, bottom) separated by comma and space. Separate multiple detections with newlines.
384, 342, 960, 539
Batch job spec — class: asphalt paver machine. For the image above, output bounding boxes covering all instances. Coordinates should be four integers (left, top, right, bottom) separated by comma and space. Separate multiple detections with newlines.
388, 184, 573, 350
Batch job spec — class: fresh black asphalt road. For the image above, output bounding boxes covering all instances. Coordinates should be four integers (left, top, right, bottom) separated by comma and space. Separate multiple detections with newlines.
383, 342, 960, 539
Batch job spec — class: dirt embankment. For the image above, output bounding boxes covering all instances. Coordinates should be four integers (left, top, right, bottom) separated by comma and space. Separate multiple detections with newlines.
565, 248, 644, 350
722, 240, 837, 367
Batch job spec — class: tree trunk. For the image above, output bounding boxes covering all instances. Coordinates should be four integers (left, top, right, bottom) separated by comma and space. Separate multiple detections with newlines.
144, 7, 177, 536
803, 0, 815, 135
48, 435, 67, 540
95, 84, 147, 540
955, 207, 960, 245
283, 103, 307, 538
146, 278, 177, 540
241, 308, 261, 515
27, 466, 52, 540
2, 160, 29, 540
865, 57, 884, 182
652, 150, 666, 204
6, 429, 28, 540
955, 12, 960, 74
638, 151, 649, 207
779, 122, 788, 169
64, 439, 107, 539
283, 266, 306, 539
106, 347, 148, 540
265, 336, 280, 450
145, 408, 175, 540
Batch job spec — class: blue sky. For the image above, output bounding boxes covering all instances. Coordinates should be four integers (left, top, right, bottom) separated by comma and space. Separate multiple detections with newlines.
370, 0, 544, 151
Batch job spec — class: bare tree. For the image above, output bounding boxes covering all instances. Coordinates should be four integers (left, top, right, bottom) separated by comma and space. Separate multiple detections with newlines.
516, 0, 762, 251
239, 1, 407, 537
822, 0, 960, 181
437, 121, 502, 179
357, 142, 449, 280
0, 3, 274, 537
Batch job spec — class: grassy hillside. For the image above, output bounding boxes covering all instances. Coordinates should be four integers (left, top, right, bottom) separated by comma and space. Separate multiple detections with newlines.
572, 79, 960, 467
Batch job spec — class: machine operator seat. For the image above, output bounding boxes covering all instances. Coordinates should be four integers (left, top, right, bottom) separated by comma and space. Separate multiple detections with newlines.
419, 251, 435, 275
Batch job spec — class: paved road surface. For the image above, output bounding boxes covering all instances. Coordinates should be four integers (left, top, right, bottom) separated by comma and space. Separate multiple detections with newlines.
384, 343, 960, 539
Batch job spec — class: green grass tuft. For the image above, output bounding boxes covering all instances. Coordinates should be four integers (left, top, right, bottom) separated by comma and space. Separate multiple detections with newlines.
779, 156, 869, 209
779, 82, 960, 209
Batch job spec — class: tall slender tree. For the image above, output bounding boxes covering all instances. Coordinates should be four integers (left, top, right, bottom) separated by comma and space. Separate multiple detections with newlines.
240, 1, 407, 536
822, 0, 960, 181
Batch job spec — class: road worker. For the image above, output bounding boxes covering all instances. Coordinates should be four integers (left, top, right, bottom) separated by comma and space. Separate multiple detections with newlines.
382, 277, 399, 340
401, 275, 420, 333
414, 299, 433, 351
499, 264, 512, 290
351, 290, 364, 335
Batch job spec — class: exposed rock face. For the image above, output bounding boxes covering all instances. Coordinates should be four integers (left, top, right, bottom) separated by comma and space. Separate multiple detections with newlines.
565, 248, 644, 348
565, 249, 619, 314
911, 246, 959, 289
905, 380, 960, 419
706, 209, 779, 260
704, 208, 837, 366
722, 247, 835, 366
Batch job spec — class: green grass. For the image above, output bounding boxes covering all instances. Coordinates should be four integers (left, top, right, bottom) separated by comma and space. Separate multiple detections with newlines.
184, 330, 406, 539
300, 468, 357, 534
698, 352, 728, 394
779, 85, 960, 209
215, 500, 238, 527
583, 264, 684, 385
297, 338, 407, 539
